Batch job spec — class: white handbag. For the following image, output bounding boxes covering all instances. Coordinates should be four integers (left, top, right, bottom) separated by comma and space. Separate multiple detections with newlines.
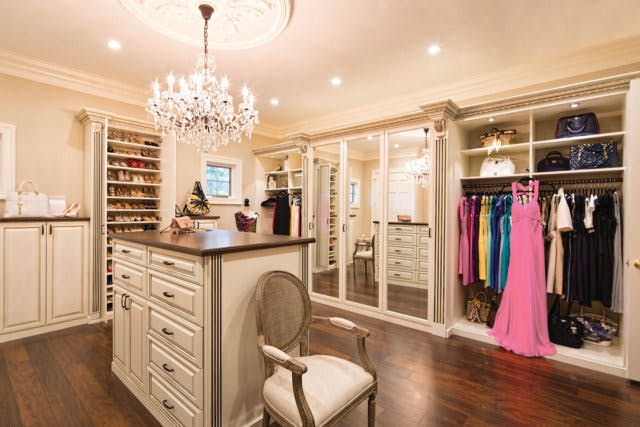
3, 181, 50, 217
480, 156, 516, 177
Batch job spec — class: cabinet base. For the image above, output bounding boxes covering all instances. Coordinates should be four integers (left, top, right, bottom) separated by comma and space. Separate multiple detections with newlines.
0, 316, 89, 344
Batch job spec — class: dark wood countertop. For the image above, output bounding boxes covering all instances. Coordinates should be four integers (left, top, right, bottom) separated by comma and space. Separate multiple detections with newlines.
111, 229, 315, 256
0, 216, 90, 222
373, 221, 429, 226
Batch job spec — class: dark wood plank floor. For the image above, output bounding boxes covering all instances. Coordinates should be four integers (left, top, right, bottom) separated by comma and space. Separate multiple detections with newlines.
1, 303, 639, 426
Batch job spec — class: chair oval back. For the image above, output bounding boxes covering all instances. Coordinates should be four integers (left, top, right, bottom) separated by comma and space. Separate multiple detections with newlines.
255, 271, 311, 353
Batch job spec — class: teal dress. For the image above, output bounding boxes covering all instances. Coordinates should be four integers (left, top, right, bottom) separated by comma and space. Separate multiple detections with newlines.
499, 194, 513, 290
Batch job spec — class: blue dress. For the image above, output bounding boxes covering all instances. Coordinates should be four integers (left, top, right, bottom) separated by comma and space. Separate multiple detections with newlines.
499, 195, 513, 291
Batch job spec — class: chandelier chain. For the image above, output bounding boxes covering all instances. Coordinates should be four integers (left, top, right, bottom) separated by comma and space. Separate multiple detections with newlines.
203, 18, 209, 68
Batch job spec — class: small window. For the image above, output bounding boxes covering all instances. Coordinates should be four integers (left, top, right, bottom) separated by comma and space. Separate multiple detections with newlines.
349, 178, 360, 208
201, 155, 242, 205
206, 165, 231, 197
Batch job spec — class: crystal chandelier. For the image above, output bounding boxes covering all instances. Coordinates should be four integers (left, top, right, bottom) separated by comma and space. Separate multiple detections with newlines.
147, 4, 259, 153
404, 128, 431, 188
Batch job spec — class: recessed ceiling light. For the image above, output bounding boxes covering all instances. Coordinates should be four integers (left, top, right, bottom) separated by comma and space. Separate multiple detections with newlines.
393, 143, 400, 149
570, 102, 580, 108
330, 76, 342, 86
367, 135, 373, 140
270, 98, 280, 106
488, 117, 496, 122
427, 44, 441, 55
107, 39, 121, 50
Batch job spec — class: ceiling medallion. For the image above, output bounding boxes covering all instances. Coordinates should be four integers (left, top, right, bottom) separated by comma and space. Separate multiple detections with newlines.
147, 4, 259, 153
120, 0, 292, 50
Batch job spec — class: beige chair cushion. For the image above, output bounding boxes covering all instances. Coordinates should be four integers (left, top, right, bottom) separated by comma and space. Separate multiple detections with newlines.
354, 250, 373, 259
263, 355, 374, 426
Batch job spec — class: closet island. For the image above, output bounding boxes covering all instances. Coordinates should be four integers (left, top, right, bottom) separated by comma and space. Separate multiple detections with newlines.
109, 229, 314, 427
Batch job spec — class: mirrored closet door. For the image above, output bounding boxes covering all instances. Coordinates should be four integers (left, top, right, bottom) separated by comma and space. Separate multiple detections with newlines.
345, 135, 382, 308
311, 141, 342, 299
385, 128, 431, 320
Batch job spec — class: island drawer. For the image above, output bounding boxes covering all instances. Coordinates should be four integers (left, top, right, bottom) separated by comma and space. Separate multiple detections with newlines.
418, 226, 430, 236
113, 241, 146, 266
148, 248, 203, 284
388, 224, 416, 234
148, 369, 202, 427
149, 306, 203, 367
113, 259, 146, 297
149, 271, 203, 326
387, 257, 416, 270
387, 268, 415, 282
417, 272, 429, 284
388, 234, 416, 245
417, 260, 429, 271
418, 235, 429, 247
148, 337, 203, 407
388, 246, 415, 257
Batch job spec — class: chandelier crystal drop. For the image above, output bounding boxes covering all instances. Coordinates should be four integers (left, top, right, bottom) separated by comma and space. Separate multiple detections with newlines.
146, 4, 259, 153
404, 128, 431, 188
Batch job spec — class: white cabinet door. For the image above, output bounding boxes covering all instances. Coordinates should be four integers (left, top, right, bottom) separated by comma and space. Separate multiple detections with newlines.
625, 79, 640, 381
0, 223, 46, 334
47, 222, 89, 324
113, 287, 127, 369
128, 292, 146, 392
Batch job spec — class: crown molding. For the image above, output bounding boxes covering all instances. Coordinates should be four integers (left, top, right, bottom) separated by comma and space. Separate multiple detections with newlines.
0, 49, 148, 106
280, 36, 640, 135
76, 107, 158, 132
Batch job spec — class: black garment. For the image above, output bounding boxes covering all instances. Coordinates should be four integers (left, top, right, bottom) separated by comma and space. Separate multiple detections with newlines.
594, 193, 617, 307
567, 195, 589, 305
273, 193, 291, 235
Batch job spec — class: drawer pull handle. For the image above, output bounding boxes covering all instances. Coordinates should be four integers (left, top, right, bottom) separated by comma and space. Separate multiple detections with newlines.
161, 328, 174, 336
395, 227, 402, 230
394, 249, 401, 253
121, 274, 131, 279
162, 260, 175, 266
162, 291, 175, 298
394, 273, 400, 277
121, 249, 131, 254
162, 363, 175, 373
394, 261, 401, 265
395, 237, 401, 241
162, 400, 174, 410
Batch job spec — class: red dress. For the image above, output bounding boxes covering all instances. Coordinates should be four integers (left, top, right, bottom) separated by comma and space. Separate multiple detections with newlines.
488, 181, 556, 357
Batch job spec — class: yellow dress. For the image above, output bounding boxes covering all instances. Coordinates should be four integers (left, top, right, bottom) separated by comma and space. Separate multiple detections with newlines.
478, 195, 487, 281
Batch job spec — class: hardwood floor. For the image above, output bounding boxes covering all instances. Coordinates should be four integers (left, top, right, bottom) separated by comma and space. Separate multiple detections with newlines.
1, 304, 639, 426
313, 264, 428, 319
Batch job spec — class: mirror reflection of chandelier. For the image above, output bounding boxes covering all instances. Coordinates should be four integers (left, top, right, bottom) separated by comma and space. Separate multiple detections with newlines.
404, 128, 431, 188
146, 4, 260, 153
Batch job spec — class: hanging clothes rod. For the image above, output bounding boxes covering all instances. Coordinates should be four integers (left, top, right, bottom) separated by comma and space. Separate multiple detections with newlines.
462, 177, 623, 189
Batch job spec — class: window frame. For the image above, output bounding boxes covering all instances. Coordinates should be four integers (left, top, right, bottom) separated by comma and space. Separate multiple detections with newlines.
200, 155, 242, 205
349, 177, 361, 208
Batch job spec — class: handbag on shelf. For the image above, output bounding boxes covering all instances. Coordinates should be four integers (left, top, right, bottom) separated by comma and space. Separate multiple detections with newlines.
555, 112, 599, 138
536, 151, 570, 172
572, 309, 618, 347
466, 291, 491, 323
160, 216, 195, 234
185, 181, 211, 216
480, 128, 516, 148
568, 142, 619, 170
3, 181, 50, 217
548, 296, 584, 349
479, 156, 516, 177
485, 296, 500, 328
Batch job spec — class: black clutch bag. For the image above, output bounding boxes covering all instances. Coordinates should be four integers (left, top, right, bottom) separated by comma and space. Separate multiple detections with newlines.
569, 142, 619, 170
555, 112, 599, 138
548, 296, 584, 349
537, 151, 570, 172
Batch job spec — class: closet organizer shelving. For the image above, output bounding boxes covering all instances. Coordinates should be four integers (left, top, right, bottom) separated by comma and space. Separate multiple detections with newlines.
450, 90, 630, 376
78, 108, 174, 321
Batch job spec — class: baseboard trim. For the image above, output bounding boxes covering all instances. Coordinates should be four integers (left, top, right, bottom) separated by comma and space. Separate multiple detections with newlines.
0, 317, 89, 343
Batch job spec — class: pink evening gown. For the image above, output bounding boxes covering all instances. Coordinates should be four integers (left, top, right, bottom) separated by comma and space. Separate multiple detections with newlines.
488, 180, 556, 357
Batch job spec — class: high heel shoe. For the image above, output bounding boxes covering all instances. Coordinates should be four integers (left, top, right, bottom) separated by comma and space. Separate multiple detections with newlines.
65, 203, 80, 218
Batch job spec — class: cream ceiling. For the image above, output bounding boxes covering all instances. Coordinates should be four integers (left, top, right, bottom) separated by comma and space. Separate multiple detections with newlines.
1, 0, 640, 138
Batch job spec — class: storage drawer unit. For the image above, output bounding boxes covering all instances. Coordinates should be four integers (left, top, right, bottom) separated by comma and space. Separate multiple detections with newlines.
113, 241, 146, 266
149, 369, 202, 427
149, 305, 203, 367
148, 248, 203, 283
149, 337, 203, 406
113, 259, 147, 297
149, 271, 203, 325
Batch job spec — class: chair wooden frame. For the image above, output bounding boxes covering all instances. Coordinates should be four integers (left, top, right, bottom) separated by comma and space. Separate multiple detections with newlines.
352, 235, 375, 287
256, 271, 377, 427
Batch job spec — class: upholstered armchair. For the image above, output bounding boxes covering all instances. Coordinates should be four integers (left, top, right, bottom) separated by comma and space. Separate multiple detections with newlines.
255, 271, 377, 427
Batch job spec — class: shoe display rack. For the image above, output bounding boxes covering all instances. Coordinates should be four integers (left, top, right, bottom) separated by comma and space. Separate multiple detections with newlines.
328, 164, 338, 268
78, 108, 173, 321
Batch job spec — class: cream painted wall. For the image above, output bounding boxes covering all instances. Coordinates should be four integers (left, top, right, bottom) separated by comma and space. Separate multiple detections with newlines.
0, 74, 146, 212
175, 134, 278, 231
